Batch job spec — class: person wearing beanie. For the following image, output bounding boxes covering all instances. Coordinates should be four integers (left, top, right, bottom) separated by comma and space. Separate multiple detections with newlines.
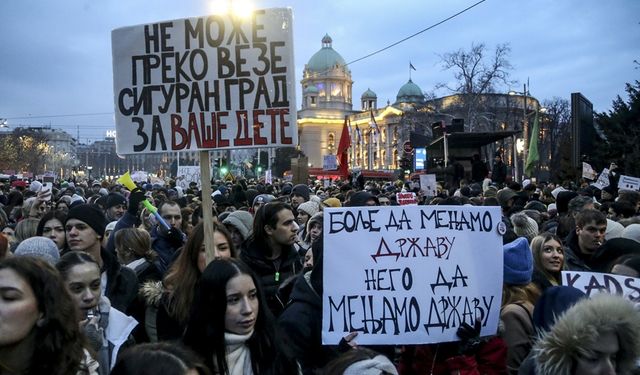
252, 194, 275, 213
606, 218, 625, 240
295, 201, 320, 252
322, 197, 342, 208
290, 183, 310, 209
501, 237, 540, 373
222, 210, 254, 250
66, 204, 137, 313
622, 223, 640, 244
15, 236, 60, 265
510, 212, 539, 243
104, 192, 127, 221
496, 188, 517, 213
346, 191, 379, 207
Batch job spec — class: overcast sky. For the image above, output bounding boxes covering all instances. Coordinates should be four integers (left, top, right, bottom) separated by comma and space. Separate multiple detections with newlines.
1, 0, 638, 144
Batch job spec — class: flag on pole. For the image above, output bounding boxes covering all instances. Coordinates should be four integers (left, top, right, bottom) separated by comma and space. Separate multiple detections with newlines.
337, 116, 351, 179
410, 62, 416, 71
370, 110, 379, 133
525, 110, 540, 177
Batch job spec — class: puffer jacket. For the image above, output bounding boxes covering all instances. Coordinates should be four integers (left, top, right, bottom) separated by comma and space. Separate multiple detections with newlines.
534, 293, 640, 375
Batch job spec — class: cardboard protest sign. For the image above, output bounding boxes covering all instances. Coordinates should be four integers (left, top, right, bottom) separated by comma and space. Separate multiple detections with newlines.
618, 175, 640, 191
582, 162, 597, 180
177, 165, 201, 188
591, 168, 610, 190
419, 174, 437, 197
396, 192, 417, 205
112, 9, 297, 154
322, 205, 503, 345
562, 271, 640, 303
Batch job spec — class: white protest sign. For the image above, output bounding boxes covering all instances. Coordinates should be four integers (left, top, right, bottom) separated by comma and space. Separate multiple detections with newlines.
562, 271, 640, 303
618, 175, 640, 191
130, 170, 148, 183
396, 192, 417, 205
323, 154, 338, 171
177, 165, 201, 188
112, 9, 297, 154
265, 169, 272, 184
591, 168, 610, 190
420, 174, 437, 197
322, 205, 503, 345
582, 162, 597, 180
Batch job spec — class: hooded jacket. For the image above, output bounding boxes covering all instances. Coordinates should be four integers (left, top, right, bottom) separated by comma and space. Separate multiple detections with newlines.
240, 238, 300, 317
534, 293, 640, 375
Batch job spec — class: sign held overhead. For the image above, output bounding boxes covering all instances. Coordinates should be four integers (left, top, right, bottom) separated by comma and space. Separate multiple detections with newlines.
112, 8, 297, 154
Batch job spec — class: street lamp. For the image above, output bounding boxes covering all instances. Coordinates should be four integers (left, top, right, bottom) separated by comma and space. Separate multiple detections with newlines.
87, 166, 93, 180
508, 83, 538, 180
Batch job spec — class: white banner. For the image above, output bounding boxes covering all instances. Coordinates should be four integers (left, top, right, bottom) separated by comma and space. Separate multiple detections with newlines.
562, 271, 640, 303
419, 174, 437, 197
322, 205, 503, 345
618, 175, 640, 191
112, 9, 297, 154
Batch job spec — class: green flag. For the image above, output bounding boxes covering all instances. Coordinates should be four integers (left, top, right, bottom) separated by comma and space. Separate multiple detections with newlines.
525, 111, 540, 177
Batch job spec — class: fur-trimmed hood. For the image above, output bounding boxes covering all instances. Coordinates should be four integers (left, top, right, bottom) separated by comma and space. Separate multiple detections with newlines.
534, 293, 640, 375
140, 280, 165, 308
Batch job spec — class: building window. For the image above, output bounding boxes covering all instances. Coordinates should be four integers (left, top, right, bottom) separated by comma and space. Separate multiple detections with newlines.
311, 96, 316, 105
327, 132, 335, 153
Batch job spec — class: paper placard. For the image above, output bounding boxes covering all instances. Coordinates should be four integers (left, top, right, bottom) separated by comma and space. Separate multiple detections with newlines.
322, 205, 503, 345
419, 174, 437, 197
112, 9, 297, 154
396, 192, 417, 205
618, 175, 640, 191
562, 270, 640, 303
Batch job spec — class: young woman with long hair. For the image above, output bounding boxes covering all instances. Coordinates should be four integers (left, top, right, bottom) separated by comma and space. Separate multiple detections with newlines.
0, 256, 96, 375
143, 221, 236, 341
183, 258, 298, 374
530, 233, 564, 290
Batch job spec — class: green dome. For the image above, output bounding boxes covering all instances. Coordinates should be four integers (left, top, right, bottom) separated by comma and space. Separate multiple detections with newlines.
304, 85, 319, 94
306, 34, 347, 73
361, 88, 377, 99
395, 79, 425, 104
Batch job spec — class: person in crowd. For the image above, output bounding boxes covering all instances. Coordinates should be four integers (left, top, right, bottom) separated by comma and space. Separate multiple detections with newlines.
609, 253, 640, 277
241, 201, 301, 317
530, 233, 564, 291
144, 221, 236, 341
2, 224, 17, 249
65, 204, 138, 313
104, 192, 127, 222
517, 286, 587, 375
492, 152, 507, 187
223, 210, 254, 252
152, 201, 187, 275
36, 210, 67, 254
511, 212, 539, 243
501, 237, 540, 374
111, 342, 211, 375
322, 347, 398, 375
56, 197, 71, 215
533, 293, 640, 375
290, 183, 311, 210
252, 194, 276, 214
56, 251, 137, 374
14, 236, 60, 265
183, 258, 299, 374
471, 153, 489, 184
345, 191, 379, 207
14, 217, 39, 245
295, 201, 320, 251
563, 209, 607, 271
181, 207, 194, 237
0, 256, 97, 375
102, 221, 118, 248
114, 227, 161, 283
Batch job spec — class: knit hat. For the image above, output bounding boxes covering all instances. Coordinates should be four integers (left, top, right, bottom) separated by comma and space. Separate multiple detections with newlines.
15, 236, 60, 265
222, 210, 254, 241
524, 200, 547, 213
547, 203, 557, 213
511, 213, 539, 241
323, 197, 342, 208
622, 223, 640, 244
496, 188, 517, 208
605, 219, 625, 240
105, 221, 118, 233
532, 286, 586, 333
253, 194, 275, 206
69, 194, 86, 208
105, 192, 126, 209
483, 186, 498, 198
66, 204, 108, 238
297, 201, 319, 217
550, 186, 567, 199
555, 191, 578, 214
98, 188, 109, 196
343, 354, 398, 375
503, 237, 533, 285
291, 184, 311, 201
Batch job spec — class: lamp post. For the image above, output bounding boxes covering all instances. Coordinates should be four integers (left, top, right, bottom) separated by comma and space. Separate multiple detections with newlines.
509, 84, 530, 181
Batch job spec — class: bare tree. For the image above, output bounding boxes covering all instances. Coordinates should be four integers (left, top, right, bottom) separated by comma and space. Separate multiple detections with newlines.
540, 97, 571, 178
437, 43, 516, 131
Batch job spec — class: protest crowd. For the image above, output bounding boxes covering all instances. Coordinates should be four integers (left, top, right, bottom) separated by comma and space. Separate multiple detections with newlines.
2, 164, 640, 375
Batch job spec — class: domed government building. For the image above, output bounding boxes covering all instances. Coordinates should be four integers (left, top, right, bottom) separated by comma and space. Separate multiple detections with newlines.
296, 35, 539, 181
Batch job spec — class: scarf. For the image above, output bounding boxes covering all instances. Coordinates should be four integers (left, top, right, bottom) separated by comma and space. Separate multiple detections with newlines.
224, 331, 254, 375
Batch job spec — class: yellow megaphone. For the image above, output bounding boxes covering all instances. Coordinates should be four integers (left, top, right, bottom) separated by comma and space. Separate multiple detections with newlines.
117, 171, 137, 191
118, 171, 171, 230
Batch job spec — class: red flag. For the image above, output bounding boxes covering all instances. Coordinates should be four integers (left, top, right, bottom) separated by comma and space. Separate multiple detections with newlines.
337, 116, 351, 179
